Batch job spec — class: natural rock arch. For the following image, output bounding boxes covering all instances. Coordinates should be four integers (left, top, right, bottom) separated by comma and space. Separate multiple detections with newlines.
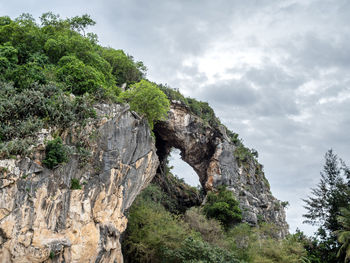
154, 101, 289, 236
154, 102, 219, 190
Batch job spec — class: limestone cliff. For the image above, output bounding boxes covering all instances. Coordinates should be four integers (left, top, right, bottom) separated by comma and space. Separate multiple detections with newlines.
0, 104, 158, 262
0, 101, 288, 262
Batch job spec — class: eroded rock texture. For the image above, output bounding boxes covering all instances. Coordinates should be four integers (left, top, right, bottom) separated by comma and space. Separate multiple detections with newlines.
155, 101, 289, 237
0, 104, 158, 263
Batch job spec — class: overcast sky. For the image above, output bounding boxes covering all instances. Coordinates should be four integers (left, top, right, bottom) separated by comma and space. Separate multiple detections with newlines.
3, 0, 350, 235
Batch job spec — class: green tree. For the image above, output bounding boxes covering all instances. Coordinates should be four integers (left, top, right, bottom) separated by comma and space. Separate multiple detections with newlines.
303, 149, 350, 263
203, 186, 242, 228
119, 80, 170, 129
101, 48, 146, 86
40, 12, 62, 27
56, 55, 106, 95
122, 193, 193, 263
68, 14, 96, 36
336, 206, 350, 262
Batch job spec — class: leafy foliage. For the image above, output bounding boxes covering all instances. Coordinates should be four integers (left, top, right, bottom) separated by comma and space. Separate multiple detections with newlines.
249, 234, 307, 263
119, 80, 170, 129
0, 12, 144, 95
136, 183, 178, 213
234, 144, 255, 164
186, 98, 221, 127
56, 55, 106, 95
0, 12, 146, 157
226, 223, 308, 263
0, 82, 95, 158
184, 207, 225, 245
203, 186, 242, 228
336, 206, 350, 262
101, 48, 146, 86
122, 188, 194, 262
70, 178, 82, 190
164, 237, 241, 263
292, 229, 324, 263
123, 179, 310, 263
158, 84, 188, 103
42, 137, 68, 169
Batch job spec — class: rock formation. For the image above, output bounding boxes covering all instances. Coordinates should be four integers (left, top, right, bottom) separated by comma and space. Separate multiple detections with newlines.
155, 101, 288, 237
0, 104, 158, 262
0, 101, 288, 262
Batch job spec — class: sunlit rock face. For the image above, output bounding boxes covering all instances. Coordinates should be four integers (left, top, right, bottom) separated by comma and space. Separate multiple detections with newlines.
154, 101, 289, 237
0, 104, 159, 263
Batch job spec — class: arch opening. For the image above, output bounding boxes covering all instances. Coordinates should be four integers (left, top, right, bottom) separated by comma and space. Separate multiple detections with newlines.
153, 114, 219, 191
168, 148, 200, 187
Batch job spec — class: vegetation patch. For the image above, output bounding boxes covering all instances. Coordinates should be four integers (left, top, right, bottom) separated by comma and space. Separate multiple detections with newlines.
119, 80, 170, 130
70, 178, 82, 190
203, 186, 242, 229
0, 13, 147, 158
42, 137, 69, 169
123, 183, 308, 263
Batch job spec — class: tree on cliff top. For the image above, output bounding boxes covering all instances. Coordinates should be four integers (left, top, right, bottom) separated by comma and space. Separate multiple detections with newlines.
118, 80, 170, 129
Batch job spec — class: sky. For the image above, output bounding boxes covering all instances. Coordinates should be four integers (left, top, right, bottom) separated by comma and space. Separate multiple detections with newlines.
3, 0, 350, 235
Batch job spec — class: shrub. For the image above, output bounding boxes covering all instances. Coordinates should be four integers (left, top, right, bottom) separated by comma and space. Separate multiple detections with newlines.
281, 201, 290, 208
101, 48, 146, 86
136, 183, 177, 213
49, 251, 55, 259
122, 197, 194, 263
42, 137, 68, 169
234, 144, 253, 164
203, 186, 242, 228
158, 84, 188, 104
184, 207, 224, 245
249, 234, 307, 263
71, 178, 82, 190
164, 237, 241, 263
56, 55, 106, 95
119, 80, 170, 129
225, 223, 256, 262
225, 223, 308, 263
0, 138, 34, 158
226, 129, 240, 145
187, 98, 220, 127
0, 83, 96, 157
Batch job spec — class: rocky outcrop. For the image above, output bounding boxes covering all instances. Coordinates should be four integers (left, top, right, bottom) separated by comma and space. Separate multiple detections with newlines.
154, 101, 289, 237
0, 100, 289, 262
0, 104, 158, 262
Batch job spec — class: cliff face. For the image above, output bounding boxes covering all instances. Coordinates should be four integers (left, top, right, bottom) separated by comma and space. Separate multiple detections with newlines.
0, 101, 288, 262
0, 104, 159, 263
155, 101, 288, 237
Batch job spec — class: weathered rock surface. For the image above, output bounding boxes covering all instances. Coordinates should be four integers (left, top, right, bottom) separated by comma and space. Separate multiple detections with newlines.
155, 101, 289, 237
0, 104, 159, 262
